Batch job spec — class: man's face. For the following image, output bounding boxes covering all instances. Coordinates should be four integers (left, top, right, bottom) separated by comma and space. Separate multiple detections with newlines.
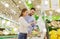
30, 10, 35, 15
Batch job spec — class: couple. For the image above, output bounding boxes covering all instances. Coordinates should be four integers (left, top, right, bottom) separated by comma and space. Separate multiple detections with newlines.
18, 8, 36, 39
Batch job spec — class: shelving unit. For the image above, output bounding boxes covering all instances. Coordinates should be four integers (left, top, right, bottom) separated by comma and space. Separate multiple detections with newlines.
0, 14, 19, 39
46, 19, 60, 39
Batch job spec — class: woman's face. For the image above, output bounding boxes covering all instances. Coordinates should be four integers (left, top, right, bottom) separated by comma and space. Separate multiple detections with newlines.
23, 11, 28, 16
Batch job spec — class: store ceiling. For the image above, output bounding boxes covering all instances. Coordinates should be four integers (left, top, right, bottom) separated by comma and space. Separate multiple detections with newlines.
0, 0, 25, 15
0, 0, 25, 21
0, 0, 42, 21
0, 0, 60, 21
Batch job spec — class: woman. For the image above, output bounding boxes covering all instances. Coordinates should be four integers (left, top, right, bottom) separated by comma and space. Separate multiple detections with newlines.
18, 8, 30, 39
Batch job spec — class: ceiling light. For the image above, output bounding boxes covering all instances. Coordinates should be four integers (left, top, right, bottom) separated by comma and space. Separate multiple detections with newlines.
28, 0, 32, 4
4, 3, 9, 7
1, 1, 9, 7
45, 0, 48, 5
19, 1, 21, 3
36, 5, 40, 9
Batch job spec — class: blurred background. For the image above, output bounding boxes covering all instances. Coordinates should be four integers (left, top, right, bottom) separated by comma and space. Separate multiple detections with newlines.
0, 0, 60, 39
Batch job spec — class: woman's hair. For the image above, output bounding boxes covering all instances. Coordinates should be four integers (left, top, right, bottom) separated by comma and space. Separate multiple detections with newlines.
20, 8, 27, 17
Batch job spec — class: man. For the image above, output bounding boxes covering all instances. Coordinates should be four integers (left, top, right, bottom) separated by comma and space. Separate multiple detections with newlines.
24, 8, 36, 35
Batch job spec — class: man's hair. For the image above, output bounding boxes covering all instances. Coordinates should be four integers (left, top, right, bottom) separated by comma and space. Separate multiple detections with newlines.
31, 8, 36, 11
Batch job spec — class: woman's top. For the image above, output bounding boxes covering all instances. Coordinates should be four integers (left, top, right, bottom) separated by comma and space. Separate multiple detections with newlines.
18, 17, 30, 33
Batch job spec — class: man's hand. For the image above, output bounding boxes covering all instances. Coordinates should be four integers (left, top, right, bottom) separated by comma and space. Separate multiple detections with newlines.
30, 21, 36, 25
27, 33, 32, 37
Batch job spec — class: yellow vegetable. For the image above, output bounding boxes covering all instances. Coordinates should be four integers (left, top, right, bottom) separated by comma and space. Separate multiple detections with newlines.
49, 30, 57, 39
57, 29, 60, 35
58, 37, 60, 39
50, 35, 57, 39
49, 30, 57, 35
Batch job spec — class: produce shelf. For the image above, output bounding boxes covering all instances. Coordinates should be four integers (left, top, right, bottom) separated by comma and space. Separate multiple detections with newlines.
0, 35, 18, 39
